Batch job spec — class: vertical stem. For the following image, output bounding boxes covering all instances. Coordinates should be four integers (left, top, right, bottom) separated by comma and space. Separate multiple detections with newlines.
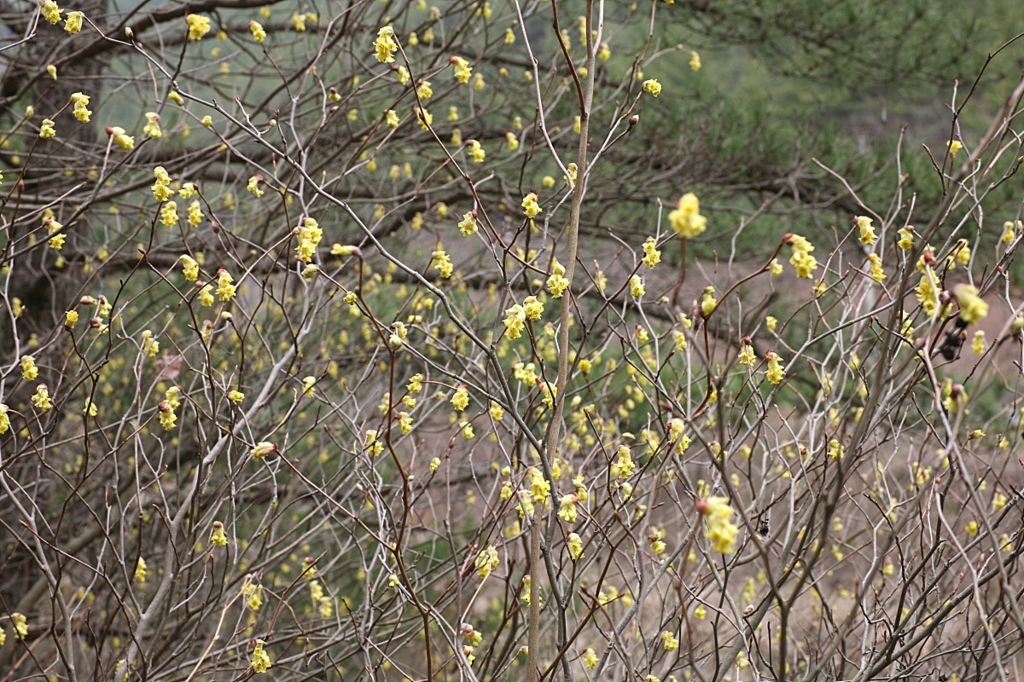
526, 2, 597, 681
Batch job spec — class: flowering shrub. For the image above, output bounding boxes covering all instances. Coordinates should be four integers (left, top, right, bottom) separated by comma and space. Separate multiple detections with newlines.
0, 1, 1023, 682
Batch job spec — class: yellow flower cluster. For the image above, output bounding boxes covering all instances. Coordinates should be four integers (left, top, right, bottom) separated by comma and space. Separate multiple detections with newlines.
251, 639, 272, 673
954, 284, 988, 324
475, 545, 498, 577
567, 532, 583, 560
451, 385, 469, 411
374, 26, 397, 63
784, 233, 818, 279
295, 217, 322, 262
458, 211, 477, 236
697, 496, 738, 554
641, 237, 660, 268
547, 259, 569, 298
186, 14, 211, 41
109, 126, 135, 150
738, 339, 756, 366
70, 92, 91, 122
143, 112, 161, 138
856, 216, 877, 245
41, 0, 61, 23
765, 351, 785, 385
466, 139, 485, 163
642, 79, 662, 97
64, 10, 83, 33
451, 55, 473, 83
32, 384, 53, 411
668, 193, 706, 238
249, 20, 266, 43
179, 254, 199, 281
216, 269, 236, 301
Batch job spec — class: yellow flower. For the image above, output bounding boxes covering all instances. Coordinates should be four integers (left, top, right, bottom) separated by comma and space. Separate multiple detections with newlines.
697, 496, 738, 554
506, 131, 519, 151
458, 211, 478, 236
489, 401, 504, 421
943, 384, 967, 414
109, 126, 135, 150
295, 216, 323, 262
611, 446, 634, 479
68, 92, 91, 123
784, 233, 818, 279
642, 79, 662, 96
185, 14, 211, 40
187, 200, 202, 226
466, 139, 485, 163
251, 639, 272, 673
522, 192, 542, 218
523, 296, 543, 320
1002, 220, 1020, 245
641, 236, 660, 268
64, 10, 83, 33
965, 520, 978, 536
661, 631, 679, 651
416, 79, 433, 100
249, 20, 266, 43
546, 259, 569, 298
765, 351, 785, 385
210, 521, 228, 547
856, 216, 876, 245
41, 0, 61, 23
558, 494, 578, 523
246, 175, 264, 198
629, 275, 645, 298
21, 355, 39, 380
431, 247, 453, 278
867, 253, 885, 283
954, 284, 988, 324
503, 304, 526, 339
689, 50, 701, 71
28, 382, 53, 411
948, 139, 963, 158
385, 109, 400, 128
65, 310, 78, 328
567, 532, 583, 560
581, 648, 598, 669
251, 441, 277, 459
451, 55, 473, 83
216, 269, 236, 301
738, 340, 756, 366
0, 404, 11, 434
373, 26, 397, 62
156, 400, 176, 429
143, 111, 161, 138
451, 385, 469, 411
700, 286, 717, 317
12, 613, 28, 639
897, 227, 914, 250
159, 201, 178, 227
972, 330, 985, 355
475, 545, 499, 578
227, 390, 244, 404
39, 119, 56, 139
668, 193, 706, 238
